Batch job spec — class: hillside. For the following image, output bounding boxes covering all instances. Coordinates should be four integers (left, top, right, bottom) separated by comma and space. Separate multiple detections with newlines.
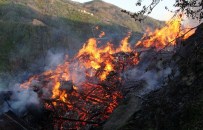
0, 0, 163, 77
83, 0, 163, 32
0, 1, 202, 130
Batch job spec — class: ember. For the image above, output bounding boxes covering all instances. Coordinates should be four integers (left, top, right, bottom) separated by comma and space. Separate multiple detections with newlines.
18, 17, 195, 129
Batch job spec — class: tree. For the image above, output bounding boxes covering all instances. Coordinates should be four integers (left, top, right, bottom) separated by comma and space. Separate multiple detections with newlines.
122, 0, 203, 22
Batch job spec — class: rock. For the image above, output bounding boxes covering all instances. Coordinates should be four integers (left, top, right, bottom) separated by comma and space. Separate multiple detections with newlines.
103, 96, 142, 130
32, 19, 45, 26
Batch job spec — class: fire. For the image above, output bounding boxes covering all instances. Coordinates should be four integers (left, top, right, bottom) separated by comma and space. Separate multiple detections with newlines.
76, 34, 135, 81
136, 17, 195, 49
182, 26, 196, 40
117, 32, 132, 52
52, 81, 60, 99
99, 31, 105, 38
19, 17, 195, 129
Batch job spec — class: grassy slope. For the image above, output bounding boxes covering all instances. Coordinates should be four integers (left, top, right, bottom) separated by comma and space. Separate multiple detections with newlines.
83, 0, 163, 32
0, 0, 163, 73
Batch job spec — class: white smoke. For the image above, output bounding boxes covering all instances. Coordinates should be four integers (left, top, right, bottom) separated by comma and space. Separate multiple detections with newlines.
0, 50, 71, 117
123, 50, 176, 96
0, 44, 179, 117
124, 66, 172, 94
44, 50, 65, 70
0, 50, 66, 116
0, 83, 40, 116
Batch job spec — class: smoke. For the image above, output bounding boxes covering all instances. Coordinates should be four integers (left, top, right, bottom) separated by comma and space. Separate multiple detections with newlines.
0, 83, 40, 116
0, 45, 178, 116
123, 50, 176, 95
0, 50, 67, 116
70, 62, 87, 86
9, 87, 39, 115
44, 50, 65, 70
0, 32, 181, 118
123, 66, 172, 95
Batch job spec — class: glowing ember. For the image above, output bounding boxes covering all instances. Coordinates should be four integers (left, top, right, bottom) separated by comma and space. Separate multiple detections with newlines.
20, 17, 195, 129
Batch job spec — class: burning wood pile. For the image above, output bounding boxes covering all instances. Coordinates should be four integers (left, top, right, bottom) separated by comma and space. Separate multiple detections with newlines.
20, 41, 139, 129
0, 17, 195, 130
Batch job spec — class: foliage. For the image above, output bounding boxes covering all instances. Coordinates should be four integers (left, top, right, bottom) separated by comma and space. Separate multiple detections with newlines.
122, 0, 203, 22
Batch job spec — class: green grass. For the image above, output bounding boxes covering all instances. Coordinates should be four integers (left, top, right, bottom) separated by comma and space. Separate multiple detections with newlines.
0, 0, 162, 73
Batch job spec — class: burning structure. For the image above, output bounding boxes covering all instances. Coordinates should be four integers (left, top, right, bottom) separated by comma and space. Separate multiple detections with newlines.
0, 17, 196, 129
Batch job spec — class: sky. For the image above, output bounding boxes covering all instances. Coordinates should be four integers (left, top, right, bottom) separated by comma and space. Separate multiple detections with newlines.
71, 0, 176, 21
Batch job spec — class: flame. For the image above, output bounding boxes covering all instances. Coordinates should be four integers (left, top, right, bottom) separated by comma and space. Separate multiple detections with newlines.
182, 26, 196, 40
19, 17, 195, 129
99, 31, 105, 38
117, 32, 132, 53
136, 17, 195, 49
52, 81, 60, 99
76, 36, 134, 81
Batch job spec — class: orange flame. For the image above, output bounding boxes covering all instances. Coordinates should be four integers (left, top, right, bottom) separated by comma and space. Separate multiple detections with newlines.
117, 32, 132, 52
19, 16, 195, 129
136, 17, 195, 49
